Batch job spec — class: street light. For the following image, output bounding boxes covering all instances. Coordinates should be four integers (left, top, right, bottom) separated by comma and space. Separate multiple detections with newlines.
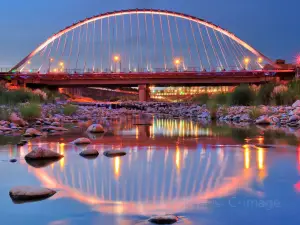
257, 57, 263, 63
49, 58, 54, 73
113, 55, 121, 72
174, 58, 181, 71
244, 57, 250, 70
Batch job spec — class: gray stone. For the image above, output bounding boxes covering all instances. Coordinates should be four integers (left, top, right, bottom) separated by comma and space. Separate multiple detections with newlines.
72, 137, 91, 145
25, 147, 64, 160
87, 124, 105, 133
292, 100, 300, 108
148, 215, 179, 224
9, 186, 56, 203
103, 150, 126, 158
80, 149, 99, 158
23, 128, 42, 137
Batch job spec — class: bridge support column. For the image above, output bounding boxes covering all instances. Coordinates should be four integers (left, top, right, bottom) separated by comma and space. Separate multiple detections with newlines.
138, 85, 150, 102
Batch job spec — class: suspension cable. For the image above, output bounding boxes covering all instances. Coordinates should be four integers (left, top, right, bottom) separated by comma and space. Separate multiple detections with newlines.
122, 15, 127, 72
213, 29, 228, 69
83, 23, 89, 72
205, 26, 222, 70
75, 26, 83, 70
159, 14, 167, 70
68, 29, 75, 71
167, 15, 175, 61
197, 24, 211, 70
92, 21, 96, 71
100, 19, 103, 72
144, 13, 149, 70
137, 12, 143, 71
220, 33, 239, 69
174, 17, 184, 69
190, 21, 203, 70
151, 11, 157, 71
184, 22, 193, 68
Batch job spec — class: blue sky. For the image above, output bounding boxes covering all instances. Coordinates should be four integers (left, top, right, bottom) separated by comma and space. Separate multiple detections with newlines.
0, 0, 299, 68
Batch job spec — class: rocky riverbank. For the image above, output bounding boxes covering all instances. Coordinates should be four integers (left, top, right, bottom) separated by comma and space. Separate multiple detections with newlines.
1, 100, 300, 136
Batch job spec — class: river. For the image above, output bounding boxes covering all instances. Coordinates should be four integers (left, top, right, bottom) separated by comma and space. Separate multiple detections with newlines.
0, 116, 300, 225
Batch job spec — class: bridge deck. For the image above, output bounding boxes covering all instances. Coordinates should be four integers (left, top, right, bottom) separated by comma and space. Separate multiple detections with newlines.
8, 71, 288, 87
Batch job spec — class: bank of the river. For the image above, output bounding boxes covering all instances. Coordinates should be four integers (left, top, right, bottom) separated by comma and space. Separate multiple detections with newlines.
2, 100, 300, 137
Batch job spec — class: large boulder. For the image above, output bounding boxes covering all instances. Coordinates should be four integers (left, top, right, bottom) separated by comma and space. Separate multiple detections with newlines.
9, 186, 56, 203
23, 128, 42, 137
103, 150, 126, 158
87, 124, 105, 133
9, 113, 27, 127
292, 100, 300, 108
72, 137, 91, 145
148, 215, 179, 224
25, 147, 64, 160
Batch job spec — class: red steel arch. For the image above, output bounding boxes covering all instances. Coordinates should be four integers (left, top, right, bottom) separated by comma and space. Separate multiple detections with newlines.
10, 9, 276, 72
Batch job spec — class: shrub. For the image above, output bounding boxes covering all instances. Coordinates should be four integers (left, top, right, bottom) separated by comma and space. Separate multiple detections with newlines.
0, 88, 44, 105
257, 83, 275, 105
0, 108, 10, 121
213, 92, 230, 105
19, 103, 41, 121
192, 93, 210, 105
273, 91, 295, 106
207, 100, 218, 120
229, 85, 255, 106
249, 107, 263, 120
63, 104, 78, 116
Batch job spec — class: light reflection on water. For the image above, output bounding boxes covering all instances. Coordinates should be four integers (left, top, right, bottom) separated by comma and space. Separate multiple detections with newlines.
0, 117, 300, 225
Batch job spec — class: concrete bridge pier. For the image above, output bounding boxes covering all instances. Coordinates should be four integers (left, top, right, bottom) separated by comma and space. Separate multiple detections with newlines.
138, 85, 150, 102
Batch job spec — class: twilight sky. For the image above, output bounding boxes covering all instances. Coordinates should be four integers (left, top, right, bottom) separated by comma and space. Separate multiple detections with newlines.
0, 0, 299, 68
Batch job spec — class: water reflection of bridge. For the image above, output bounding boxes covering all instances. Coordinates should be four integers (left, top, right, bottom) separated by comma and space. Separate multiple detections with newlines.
16, 144, 268, 215
23, 118, 243, 148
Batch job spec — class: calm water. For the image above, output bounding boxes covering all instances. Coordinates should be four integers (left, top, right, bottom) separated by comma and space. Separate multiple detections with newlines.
0, 116, 300, 225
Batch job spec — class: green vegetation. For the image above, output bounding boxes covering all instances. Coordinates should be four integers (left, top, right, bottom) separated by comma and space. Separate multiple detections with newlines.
19, 103, 41, 121
62, 104, 78, 116
191, 93, 210, 105
249, 107, 263, 120
256, 83, 275, 105
229, 85, 255, 106
0, 108, 11, 121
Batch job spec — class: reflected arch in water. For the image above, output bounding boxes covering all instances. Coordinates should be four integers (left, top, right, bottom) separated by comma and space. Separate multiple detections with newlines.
23, 144, 257, 216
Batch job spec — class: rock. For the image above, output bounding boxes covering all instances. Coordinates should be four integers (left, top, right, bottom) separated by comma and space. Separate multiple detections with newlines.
292, 100, 300, 108
255, 116, 271, 125
26, 158, 61, 168
10, 159, 17, 163
9, 186, 56, 203
72, 137, 91, 145
148, 215, 179, 224
23, 128, 42, 137
293, 108, 300, 116
17, 140, 28, 146
79, 148, 99, 158
9, 113, 26, 127
0, 126, 12, 132
43, 126, 68, 132
25, 147, 64, 160
87, 124, 105, 133
289, 115, 300, 123
103, 150, 126, 158
51, 122, 61, 127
